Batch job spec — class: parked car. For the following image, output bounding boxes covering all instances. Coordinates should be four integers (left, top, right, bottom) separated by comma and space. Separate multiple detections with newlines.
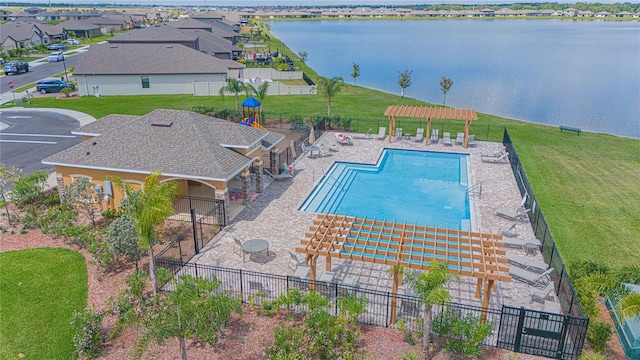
66, 39, 80, 46
36, 79, 75, 94
47, 43, 67, 51
47, 51, 64, 62
3, 60, 29, 75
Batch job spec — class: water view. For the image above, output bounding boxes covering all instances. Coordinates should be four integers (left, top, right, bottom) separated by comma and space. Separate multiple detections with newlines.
268, 20, 640, 138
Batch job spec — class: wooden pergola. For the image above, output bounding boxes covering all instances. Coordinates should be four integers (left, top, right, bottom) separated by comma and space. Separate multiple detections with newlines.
384, 106, 478, 148
296, 214, 511, 323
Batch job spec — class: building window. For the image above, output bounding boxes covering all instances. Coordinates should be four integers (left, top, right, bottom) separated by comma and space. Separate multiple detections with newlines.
141, 75, 150, 88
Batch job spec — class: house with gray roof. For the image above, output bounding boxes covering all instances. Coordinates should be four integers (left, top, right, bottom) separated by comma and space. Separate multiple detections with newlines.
61, 19, 102, 38
73, 43, 244, 96
43, 109, 285, 222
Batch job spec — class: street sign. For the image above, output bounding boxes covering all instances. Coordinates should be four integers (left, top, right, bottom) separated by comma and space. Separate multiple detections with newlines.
8, 81, 14, 89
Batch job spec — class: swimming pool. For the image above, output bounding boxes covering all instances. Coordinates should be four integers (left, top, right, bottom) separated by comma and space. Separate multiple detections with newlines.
299, 149, 473, 229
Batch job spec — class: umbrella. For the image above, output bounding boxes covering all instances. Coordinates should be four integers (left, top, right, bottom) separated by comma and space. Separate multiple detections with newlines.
308, 124, 315, 144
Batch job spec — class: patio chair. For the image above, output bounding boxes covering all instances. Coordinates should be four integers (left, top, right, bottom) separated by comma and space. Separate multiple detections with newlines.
376, 127, 387, 140
394, 127, 403, 141
494, 193, 529, 221
264, 168, 292, 180
354, 128, 373, 139
529, 281, 555, 303
502, 236, 541, 250
442, 132, 453, 146
454, 132, 465, 145
429, 128, 439, 144
335, 133, 353, 145
498, 222, 518, 237
301, 143, 321, 158
506, 252, 549, 273
468, 134, 477, 146
248, 280, 271, 296
510, 267, 554, 287
233, 237, 249, 259
482, 152, 509, 163
288, 250, 306, 271
414, 128, 424, 142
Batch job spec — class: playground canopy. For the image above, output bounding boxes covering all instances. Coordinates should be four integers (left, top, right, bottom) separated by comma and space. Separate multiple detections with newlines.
384, 105, 478, 147
241, 97, 264, 130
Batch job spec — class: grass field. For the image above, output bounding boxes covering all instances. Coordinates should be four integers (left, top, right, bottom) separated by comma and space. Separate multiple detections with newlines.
0, 248, 87, 360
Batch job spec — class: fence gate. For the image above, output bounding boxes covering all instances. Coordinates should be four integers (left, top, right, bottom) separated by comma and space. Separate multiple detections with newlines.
497, 306, 588, 360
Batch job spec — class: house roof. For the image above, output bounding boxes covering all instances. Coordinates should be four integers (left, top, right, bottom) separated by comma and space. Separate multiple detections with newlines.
166, 18, 213, 31
61, 19, 101, 31
44, 109, 284, 182
183, 29, 240, 55
0, 21, 38, 42
73, 43, 234, 75
72, 114, 139, 137
109, 23, 197, 43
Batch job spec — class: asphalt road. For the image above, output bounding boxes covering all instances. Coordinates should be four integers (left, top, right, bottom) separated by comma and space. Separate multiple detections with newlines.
0, 53, 82, 93
0, 110, 82, 175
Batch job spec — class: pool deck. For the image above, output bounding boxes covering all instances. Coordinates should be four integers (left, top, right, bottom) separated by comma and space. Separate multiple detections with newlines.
192, 132, 554, 311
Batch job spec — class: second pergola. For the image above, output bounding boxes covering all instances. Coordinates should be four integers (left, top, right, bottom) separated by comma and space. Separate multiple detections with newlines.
384, 105, 478, 148
296, 214, 512, 323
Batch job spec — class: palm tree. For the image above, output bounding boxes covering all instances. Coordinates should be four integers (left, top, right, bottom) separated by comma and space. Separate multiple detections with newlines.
108, 171, 178, 294
316, 76, 344, 116
218, 78, 247, 110
247, 82, 270, 120
404, 261, 458, 360
617, 291, 640, 320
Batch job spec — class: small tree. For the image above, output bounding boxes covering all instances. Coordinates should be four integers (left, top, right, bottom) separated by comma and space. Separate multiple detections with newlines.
11, 170, 48, 207
351, 62, 361, 85
69, 307, 105, 359
398, 69, 413, 98
404, 261, 458, 360
247, 81, 270, 120
60, 177, 102, 227
105, 214, 142, 268
316, 76, 344, 116
0, 164, 23, 225
440, 77, 454, 106
134, 275, 242, 360
218, 78, 247, 111
298, 51, 307, 65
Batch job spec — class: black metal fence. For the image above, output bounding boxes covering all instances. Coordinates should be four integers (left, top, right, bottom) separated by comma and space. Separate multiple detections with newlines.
276, 118, 326, 172
155, 259, 588, 359
503, 130, 585, 318
172, 195, 226, 226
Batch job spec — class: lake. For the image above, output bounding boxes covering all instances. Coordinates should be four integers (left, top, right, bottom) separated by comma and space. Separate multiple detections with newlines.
267, 19, 640, 138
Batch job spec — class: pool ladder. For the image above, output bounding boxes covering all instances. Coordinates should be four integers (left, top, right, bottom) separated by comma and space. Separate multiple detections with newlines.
312, 169, 348, 193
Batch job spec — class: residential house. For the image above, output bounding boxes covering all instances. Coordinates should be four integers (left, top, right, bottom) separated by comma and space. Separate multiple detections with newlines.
61, 19, 102, 38
73, 43, 243, 96
0, 21, 42, 50
90, 16, 129, 33
42, 109, 285, 223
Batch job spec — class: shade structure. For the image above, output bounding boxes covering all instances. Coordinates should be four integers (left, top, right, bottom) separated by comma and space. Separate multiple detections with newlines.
384, 105, 478, 147
296, 214, 511, 323
241, 97, 261, 107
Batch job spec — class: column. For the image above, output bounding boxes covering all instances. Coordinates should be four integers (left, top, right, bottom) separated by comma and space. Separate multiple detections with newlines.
270, 148, 278, 174
215, 189, 230, 225
241, 171, 249, 205
255, 159, 263, 193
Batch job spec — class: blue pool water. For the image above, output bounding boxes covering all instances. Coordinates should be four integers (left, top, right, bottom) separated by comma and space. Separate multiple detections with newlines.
300, 149, 471, 228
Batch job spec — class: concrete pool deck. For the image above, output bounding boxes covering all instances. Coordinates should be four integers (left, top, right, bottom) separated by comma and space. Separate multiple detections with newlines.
192, 132, 554, 311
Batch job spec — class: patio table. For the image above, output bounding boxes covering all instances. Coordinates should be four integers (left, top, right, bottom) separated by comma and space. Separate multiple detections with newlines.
242, 239, 270, 263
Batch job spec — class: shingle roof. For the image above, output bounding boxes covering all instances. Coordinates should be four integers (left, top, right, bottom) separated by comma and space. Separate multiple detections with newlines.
61, 19, 101, 31
0, 21, 38, 42
72, 114, 139, 136
182, 29, 239, 55
73, 43, 233, 75
44, 110, 282, 181
110, 23, 197, 42
166, 18, 213, 31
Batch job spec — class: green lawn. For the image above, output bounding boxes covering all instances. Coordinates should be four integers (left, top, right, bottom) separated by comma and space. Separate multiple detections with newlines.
0, 248, 87, 360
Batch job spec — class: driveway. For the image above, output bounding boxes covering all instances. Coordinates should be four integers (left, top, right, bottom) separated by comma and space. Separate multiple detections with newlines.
0, 110, 83, 175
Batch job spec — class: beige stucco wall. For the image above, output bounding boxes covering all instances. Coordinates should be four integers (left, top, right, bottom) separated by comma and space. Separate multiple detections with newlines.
75, 73, 227, 97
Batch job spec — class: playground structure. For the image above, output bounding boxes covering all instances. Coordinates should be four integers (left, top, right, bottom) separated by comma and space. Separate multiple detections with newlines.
240, 97, 265, 130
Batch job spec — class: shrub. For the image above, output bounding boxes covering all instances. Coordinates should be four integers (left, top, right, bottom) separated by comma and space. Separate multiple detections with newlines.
69, 307, 105, 359
105, 214, 141, 266
11, 171, 48, 207
586, 320, 611, 353
101, 208, 121, 224
288, 114, 304, 124
432, 310, 493, 358
191, 105, 215, 115
578, 352, 606, 360
60, 87, 72, 97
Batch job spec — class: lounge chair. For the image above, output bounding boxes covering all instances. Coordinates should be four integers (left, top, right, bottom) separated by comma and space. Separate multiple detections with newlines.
454, 132, 465, 145
394, 127, 403, 141
468, 134, 477, 146
529, 281, 555, 303
288, 250, 306, 271
248, 280, 271, 295
335, 133, 353, 145
376, 127, 387, 140
443, 132, 452, 146
429, 129, 439, 144
502, 236, 541, 250
301, 143, 321, 158
510, 267, 554, 287
543, 300, 562, 313
354, 128, 373, 139
482, 149, 507, 158
414, 128, 424, 142
482, 152, 509, 163
505, 252, 549, 273
498, 222, 518, 237
264, 168, 292, 180
494, 193, 529, 221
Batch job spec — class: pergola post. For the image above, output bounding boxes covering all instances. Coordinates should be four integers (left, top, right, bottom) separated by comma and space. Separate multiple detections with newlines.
425, 117, 432, 146
463, 119, 470, 148
390, 269, 402, 324
475, 277, 483, 299
481, 279, 494, 322
388, 115, 395, 144
326, 254, 331, 272
309, 255, 318, 291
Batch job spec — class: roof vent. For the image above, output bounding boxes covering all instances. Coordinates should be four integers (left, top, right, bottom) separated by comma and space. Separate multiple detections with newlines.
166, 45, 173, 48
110, 45, 117, 48
151, 121, 173, 127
